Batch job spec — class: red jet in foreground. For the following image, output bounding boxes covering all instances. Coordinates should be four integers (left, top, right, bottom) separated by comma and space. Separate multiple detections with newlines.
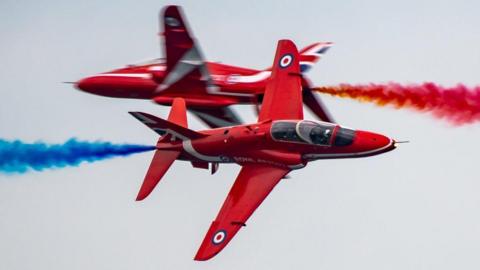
76, 5, 334, 128
129, 40, 396, 260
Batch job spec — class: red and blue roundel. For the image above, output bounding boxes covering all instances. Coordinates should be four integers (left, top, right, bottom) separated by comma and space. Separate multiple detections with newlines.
211, 230, 227, 245
279, 54, 293, 68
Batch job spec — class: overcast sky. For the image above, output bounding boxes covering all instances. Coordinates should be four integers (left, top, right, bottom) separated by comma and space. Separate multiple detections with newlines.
1, 0, 480, 269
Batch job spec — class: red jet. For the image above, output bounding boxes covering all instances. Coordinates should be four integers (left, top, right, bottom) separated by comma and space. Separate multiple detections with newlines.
76, 5, 334, 128
129, 40, 397, 260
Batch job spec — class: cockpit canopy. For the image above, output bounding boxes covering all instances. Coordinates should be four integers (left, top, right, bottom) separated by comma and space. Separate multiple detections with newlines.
271, 120, 356, 146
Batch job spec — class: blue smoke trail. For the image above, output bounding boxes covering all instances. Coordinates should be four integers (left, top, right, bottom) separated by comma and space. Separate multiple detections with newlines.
0, 138, 156, 174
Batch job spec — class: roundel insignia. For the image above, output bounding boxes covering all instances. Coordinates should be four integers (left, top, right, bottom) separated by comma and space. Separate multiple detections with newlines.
279, 54, 293, 68
165, 17, 180, 27
212, 230, 227, 245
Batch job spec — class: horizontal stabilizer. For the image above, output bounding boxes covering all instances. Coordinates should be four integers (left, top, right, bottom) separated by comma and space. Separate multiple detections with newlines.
189, 106, 242, 128
129, 111, 206, 140
136, 149, 180, 201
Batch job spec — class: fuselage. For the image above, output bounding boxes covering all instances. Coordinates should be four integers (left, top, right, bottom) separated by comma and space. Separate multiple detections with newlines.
76, 59, 310, 107
159, 120, 395, 169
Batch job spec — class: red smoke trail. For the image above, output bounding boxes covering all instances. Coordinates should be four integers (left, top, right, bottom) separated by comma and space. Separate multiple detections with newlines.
312, 83, 480, 125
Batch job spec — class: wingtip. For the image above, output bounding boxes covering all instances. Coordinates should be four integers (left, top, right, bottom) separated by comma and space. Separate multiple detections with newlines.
193, 249, 218, 261
164, 4, 181, 11
128, 111, 145, 119
135, 196, 145, 202
193, 256, 209, 262
162, 5, 183, 20
135, 191, 147, 201
193, 220, 236, 262
193, 254, 206, 261
128, 112, 139, 120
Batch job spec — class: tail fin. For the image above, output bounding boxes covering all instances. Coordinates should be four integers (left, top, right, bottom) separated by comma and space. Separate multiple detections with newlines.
167, 97, 188, 127
258, 40, 303, 122
299, 42, 333, 73
129, 98, 204, 201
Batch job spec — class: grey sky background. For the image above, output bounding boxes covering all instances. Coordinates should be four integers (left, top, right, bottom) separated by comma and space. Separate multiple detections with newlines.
1, 0, 479, 269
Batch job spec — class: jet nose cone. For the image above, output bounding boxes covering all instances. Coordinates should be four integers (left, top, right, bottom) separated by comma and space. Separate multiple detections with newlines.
370, 133, 391, 149
75, 75, 114, 97
75, 77, 96, 93
355, 130, 395, 154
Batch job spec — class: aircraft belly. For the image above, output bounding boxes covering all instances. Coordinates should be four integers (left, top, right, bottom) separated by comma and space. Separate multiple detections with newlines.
181, 144, 305, 169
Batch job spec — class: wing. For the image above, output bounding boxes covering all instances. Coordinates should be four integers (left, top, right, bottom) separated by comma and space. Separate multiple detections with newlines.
162, 5, 194, 73
194, 164, 289, 261
189, 107, 242, 128
258, 40, 303, 122
158, 6, 215, 93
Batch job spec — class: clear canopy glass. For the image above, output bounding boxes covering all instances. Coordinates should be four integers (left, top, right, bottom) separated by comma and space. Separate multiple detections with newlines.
271, 120, 355, 146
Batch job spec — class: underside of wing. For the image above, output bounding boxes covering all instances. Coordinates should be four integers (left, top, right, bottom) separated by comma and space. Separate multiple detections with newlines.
194, 164, 290, 261
162, 5, 194, 73
189, 106, 242, 128
159, 6, 216, 94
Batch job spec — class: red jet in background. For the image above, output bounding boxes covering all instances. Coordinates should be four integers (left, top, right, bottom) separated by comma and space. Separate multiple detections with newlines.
76, 5, 334, 128
129, 40, 396, 260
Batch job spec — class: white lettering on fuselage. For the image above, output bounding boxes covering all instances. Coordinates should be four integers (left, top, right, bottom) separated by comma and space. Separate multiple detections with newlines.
181, 141, 304, 169
233, 156, 255, 163
233, 156, 304, 170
